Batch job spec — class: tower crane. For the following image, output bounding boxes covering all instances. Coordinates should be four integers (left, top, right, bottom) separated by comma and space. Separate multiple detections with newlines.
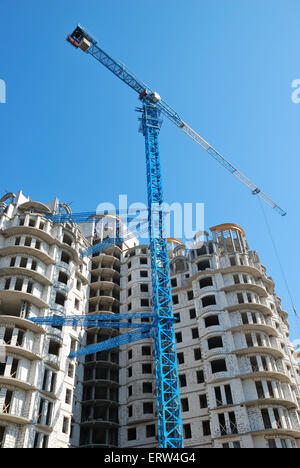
30, 24, 286, 449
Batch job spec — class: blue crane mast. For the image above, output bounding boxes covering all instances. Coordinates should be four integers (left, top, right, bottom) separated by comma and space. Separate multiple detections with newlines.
30, 24, 287, 449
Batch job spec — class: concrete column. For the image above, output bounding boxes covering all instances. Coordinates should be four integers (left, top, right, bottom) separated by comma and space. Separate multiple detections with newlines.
278, 408, 287, 429
272, 381, 281, 399
24, 215, 30, 227
266, 356, 273, 372
220, 386, 226, 406
262, 381, 269, 398
269, 408, 278, 429
251, 332, 258, 347
256, 355, 264, 372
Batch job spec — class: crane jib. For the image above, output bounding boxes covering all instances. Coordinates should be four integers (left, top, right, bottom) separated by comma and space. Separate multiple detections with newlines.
68, 24, 286, 217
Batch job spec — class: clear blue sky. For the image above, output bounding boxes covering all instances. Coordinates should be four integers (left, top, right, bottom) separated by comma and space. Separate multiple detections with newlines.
1, 0, 300, 339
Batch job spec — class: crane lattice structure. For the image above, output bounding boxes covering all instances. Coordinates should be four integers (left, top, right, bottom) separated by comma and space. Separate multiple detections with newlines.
30, 24, 286, 449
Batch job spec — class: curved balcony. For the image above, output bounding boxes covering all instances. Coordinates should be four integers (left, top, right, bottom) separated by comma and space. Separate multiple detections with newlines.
56, 261, 74, 278
219, 263, 266, 277
0, 245, 55, 266
90, 265, 120, 277
4, 344, 42, 361
204, 347, 228, 359
80, 419, 119, 428
222, 283, 268, 298
81, 398, 119, 408
52, 280, 69, 293
84, 356, 119, 368
0, 412, 30, 425
83, 376, 119, 387
0, 315, 45, 334
238, 369, 291, 385
0, 266, 52, 286
91, 253, 121, 267
34, 423, 54, 433
1, 225, 56, 246
0, 289, 49, 310
18, 200, 51, 214
44, 354, 61, 370
226, 302, 272, 316
104, 244, 121, 257
244, 397, 297, 410
201, 324, 223, 337
276, 305, 289, 320
229, 323, 279, 337
89, 295, 120, 306
233, 345, 284, 360
46, 328, 64, 344
0, 376, 38, 392
246, 428, 300, 439
197, 304, 220, 315
89, 280, 120, 291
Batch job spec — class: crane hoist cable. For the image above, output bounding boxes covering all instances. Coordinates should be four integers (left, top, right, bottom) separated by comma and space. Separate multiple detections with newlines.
257, 197, 296, 316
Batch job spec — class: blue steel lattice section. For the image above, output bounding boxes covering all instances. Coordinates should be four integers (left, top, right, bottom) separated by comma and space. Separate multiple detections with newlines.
140, 102, 183, 448
29, 313, 155, 358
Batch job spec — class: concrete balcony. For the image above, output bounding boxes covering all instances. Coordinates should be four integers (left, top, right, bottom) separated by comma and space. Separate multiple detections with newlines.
238, 369, 291, 385
226, 302, 272, 316
0, 245, 55, 266
0, 376, 38, 392
46, 327, 64, 343
197, 304, 220, 316
89, 295, 120, 306
89, 280, 120, 291
44, 354, 61, 370
246, 427, 300, 439
91, 252, 121, 266
204, 347, 229, 360
222, 283, 268, 298
80, 419, 119, 429
0, 315, 45, 334
3, 343, 42, 361
244, 397, 298, 410
0, 289, 49, 310
233, 345, 284, 360
218, 264, 266, 278
229, 323, 279, 337
0, 412, 31, 425
1, 225, 56, 245
0, 266, 52, 286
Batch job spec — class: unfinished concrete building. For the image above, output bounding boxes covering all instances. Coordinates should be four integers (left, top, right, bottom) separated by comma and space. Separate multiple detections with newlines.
0, 191, 89, 448
115, 225, 300, 449
1, 192, 300, 449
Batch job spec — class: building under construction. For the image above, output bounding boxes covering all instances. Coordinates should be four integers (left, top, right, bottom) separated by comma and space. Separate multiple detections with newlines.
0, 191, 300, 449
